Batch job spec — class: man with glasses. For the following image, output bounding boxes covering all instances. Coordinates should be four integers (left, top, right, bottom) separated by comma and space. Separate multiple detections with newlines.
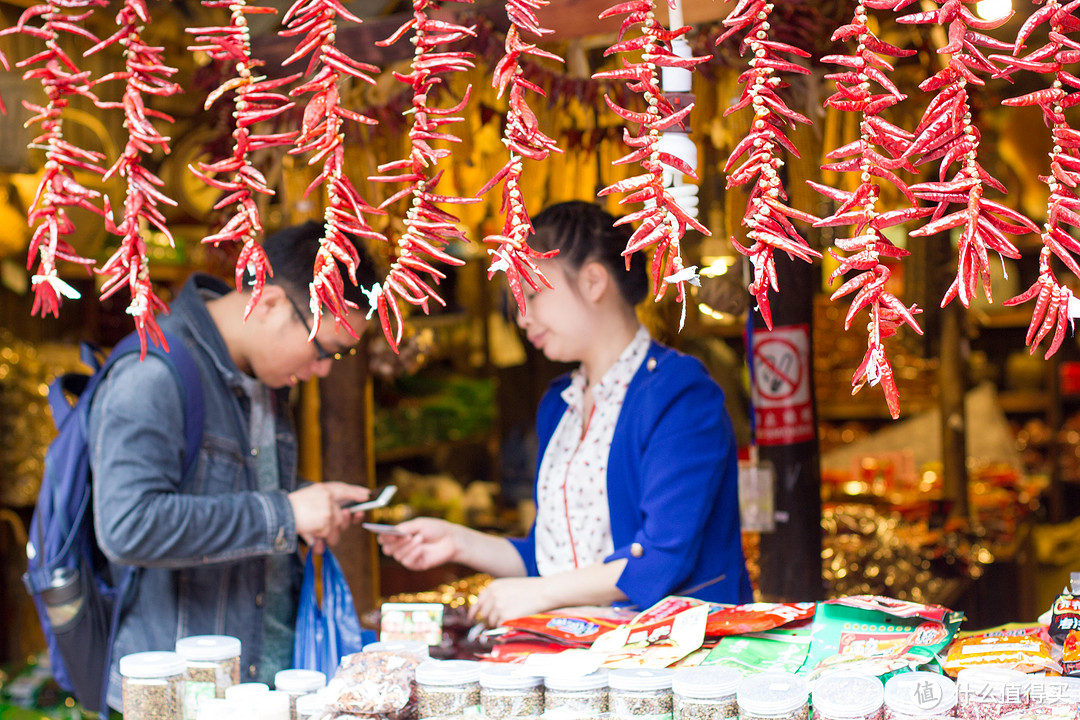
88, 222, 379, 710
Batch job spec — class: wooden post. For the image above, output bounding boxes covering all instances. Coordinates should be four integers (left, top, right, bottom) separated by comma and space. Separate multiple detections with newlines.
939, 300, 969, 522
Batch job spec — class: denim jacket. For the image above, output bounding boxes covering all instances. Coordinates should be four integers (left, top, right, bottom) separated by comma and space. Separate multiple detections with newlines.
89, 274, 301, 710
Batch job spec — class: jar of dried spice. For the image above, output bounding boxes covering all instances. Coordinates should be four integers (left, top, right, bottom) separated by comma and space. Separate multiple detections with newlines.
479, 664, 544, 719
175, 635, 242, 719
1029, 676, 1080, 707
545, 670, 610, 715
120, 651, 186, 720
415, 659, 482, 718
737, 671, 810, 720
609, 668, 675, 720
673, 666, 741, 720
883, 671, 957, 720
957, 668, 1030, 720
812, 674, 883, 720
274, 670, 326, 720
295, 693, 326, 720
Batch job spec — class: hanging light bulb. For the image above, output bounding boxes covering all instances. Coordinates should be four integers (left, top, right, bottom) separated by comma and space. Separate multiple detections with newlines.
974, 0, 1012, 21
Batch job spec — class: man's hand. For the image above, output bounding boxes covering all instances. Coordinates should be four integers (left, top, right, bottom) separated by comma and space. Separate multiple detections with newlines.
288, 482, 369, 552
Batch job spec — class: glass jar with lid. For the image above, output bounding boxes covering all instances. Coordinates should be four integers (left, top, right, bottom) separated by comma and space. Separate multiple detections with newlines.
883, 671, 957, 720
545, 670, 610, 715
673, 666, 741, 720
274, 670, 326, 720
609, 668, 675, 720
957, 667, 1030, 720
175, 635, 242, 719
737, 671, 809, 720
295, 693, 326, 720
812, 674, 883, 720
479, 664, 544, 719
120, 651, 187, 720
415, 659, 482, 718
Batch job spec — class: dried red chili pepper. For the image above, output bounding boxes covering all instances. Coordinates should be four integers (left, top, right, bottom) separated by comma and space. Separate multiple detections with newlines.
366, 0, 481, 351
719, 0, 819, 330
811, 0, 924, 418
594, 0, 711, 320
187, 0, 300, 319
998, 0, 1080, 357
280, 0, 386, 339
2, 0, 110, 318
477, 3, 562, 314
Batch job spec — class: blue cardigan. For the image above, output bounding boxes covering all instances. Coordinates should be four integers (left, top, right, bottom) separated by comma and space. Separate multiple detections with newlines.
510, 341, 753, 609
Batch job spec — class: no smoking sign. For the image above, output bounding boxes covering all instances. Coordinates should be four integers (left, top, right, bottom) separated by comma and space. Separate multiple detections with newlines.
751, 324, 813, 445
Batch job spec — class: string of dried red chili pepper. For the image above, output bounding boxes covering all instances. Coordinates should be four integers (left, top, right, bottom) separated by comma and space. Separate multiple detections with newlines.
281, 0, 387, 339
719, 0, 820, 330
475, 1, 563, 315
188, 0, 299, 319
594, 0, 710, 317
810, 1, 927, 418
1, 0, 110, 318
366, 0, 481, 352
886, 0, 1039, 307
998, 0, 1080, 357
87, 0, 181, 356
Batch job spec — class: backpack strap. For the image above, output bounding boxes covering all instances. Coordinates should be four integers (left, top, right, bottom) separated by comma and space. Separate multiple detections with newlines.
97, 332, 205, 484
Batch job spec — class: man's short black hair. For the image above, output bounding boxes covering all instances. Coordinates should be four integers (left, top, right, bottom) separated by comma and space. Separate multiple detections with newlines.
249, 221, 382, 312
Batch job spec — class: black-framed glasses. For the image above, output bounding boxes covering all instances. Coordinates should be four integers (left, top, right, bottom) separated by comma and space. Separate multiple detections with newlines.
284, 294, 358, 362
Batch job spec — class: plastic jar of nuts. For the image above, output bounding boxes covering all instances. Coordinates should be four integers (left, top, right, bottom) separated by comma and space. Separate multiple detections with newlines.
274, 670, 326, 720
673, 666, 741, 720
883, 671, 957, 720
544, 670, 610, 715
609, 668, 675, 720
175, 635, 242, 719
120, 651, 187, 720
364, 639, 430, 663
957, 668, 1030, 720
812, 674, 883, 720
479, 664, 544, 719
415, 659, 482, 718
737, 671, 810, 720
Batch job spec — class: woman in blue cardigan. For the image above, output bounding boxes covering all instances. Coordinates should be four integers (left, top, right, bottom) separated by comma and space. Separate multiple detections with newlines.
378, 201, 753, 624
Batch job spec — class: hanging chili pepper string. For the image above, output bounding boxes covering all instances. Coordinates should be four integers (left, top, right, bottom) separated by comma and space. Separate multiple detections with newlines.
187, 0, 299, 320
719, 0, 820, 330
281, 0, 386, 339
366, 0, 481, 352
594, 0, 710, 322
477, 1, 563, 314
888, 0, 1039, 309
810, 1, 926, 418
999, 0, 1080, 357
1, 0, 110, 318
86, 0, 181, 356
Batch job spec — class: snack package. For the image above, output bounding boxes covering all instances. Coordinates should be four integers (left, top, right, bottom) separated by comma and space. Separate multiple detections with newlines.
1050, 595, 1080, 645
699, 626, 812, 675
704, 602, 815, 637
329, 651, 419, 718
1062, 630, 1080, 676
497, 606, 636, 646
592, 602, 708, 668
943, 634, 1059, 675
801, 595, 963, 680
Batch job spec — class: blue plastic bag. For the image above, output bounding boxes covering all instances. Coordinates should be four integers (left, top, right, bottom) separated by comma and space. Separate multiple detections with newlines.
292, 550, 366, 676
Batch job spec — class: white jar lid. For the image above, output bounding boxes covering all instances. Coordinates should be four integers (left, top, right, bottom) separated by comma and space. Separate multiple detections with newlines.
545, 670, 610, 692
176, 635, 242, 663
957, 668, 1031, 702
416, 659, 483, 686
257, 691, 290, 720
365, 640, 430, 660
609, 668, 675, 692
737, 671, 809, 717
673, 666, 742, 698
224, 682, 270, 701
884, 672, 957, 716
479, 664, 543, 690
119, 651, 187, 679
295, 693, 326, 718
812, 673, 883, 719
197, 698, 241, 720
274, 669, 326, 694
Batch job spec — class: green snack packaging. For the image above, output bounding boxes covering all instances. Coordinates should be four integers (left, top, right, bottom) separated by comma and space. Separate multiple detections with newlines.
801, 595, 963, 681
699, 626, 812, 675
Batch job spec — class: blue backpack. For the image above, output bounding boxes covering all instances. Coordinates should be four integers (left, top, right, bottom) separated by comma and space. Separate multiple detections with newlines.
22, 331, 204, 712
